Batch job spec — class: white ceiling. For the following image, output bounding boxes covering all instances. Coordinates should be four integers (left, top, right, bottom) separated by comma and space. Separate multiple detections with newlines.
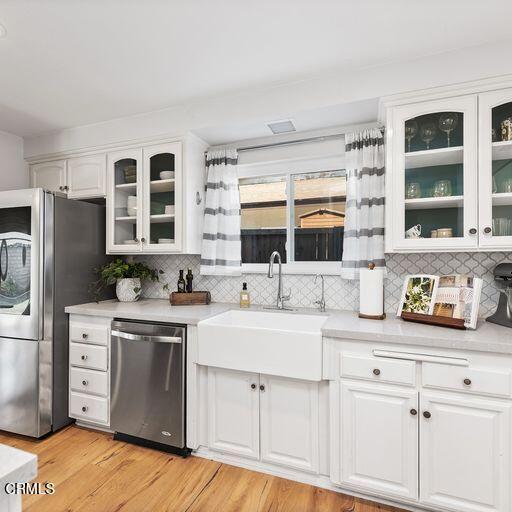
0, 0, 511, 137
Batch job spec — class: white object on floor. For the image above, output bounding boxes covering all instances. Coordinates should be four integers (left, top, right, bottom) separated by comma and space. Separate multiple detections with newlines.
0, 444, 37, 512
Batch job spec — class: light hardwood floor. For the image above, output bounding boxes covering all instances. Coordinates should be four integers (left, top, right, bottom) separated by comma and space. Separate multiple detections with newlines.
0, 425, 407, 512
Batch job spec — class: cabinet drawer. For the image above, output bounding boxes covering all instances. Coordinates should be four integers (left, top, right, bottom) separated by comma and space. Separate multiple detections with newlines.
70, 367, 108, 397
70, 343, 108, 371
422, 363, 512, 398
69, 392, 108, 424
70, 323, 109, 346
340, 353, 416, 387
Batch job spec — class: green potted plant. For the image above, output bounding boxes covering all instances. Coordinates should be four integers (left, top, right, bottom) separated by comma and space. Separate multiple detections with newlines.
92, 259, 165, 302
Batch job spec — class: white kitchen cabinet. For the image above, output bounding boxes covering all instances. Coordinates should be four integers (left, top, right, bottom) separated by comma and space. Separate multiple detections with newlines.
106, 135, 206, 254
30, 159, 67, 193
207, 368, 320, 471
336, 380, 418, 501
386, 95, 478, 252
260, 375, 319, 473
207, 367, 260, 459
420, 391, 511, 512
67, 154, 106, 199
478, 88, 512, 248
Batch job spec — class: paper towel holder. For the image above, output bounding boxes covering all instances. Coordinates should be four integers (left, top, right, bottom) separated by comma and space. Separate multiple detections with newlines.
358, 262, 386, 320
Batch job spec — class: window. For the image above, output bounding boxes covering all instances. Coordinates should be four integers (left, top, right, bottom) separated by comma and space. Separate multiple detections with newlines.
240, 169, 346, 269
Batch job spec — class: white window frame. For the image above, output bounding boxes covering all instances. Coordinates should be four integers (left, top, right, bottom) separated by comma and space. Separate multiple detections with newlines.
239, 156, 345, 276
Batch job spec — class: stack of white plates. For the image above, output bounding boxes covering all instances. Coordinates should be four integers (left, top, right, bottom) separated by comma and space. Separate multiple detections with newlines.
158, 238, 174, 244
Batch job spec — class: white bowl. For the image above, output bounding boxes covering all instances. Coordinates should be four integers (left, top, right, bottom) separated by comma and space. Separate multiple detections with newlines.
160, 171, 174, 180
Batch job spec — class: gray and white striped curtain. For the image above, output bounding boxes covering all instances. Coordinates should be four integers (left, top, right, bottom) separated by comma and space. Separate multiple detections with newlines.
200, 149, 242, 276
341, 128, 385, 279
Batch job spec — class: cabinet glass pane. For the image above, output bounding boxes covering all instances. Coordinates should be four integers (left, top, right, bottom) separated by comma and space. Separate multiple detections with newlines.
404, 112, 464, 239
148, 153, 175, 244
113, 158, 138, 246
491, 102, 512, 237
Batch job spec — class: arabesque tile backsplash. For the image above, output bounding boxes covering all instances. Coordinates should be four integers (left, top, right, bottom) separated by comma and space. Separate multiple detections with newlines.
137, 252, 512, 317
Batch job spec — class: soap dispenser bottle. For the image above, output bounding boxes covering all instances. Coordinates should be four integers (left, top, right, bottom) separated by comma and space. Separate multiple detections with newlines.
240, 282, 250, 308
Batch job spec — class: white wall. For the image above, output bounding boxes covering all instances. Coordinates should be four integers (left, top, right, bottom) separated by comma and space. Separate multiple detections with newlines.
23, 40, 512, 158
0, 131, 28, 190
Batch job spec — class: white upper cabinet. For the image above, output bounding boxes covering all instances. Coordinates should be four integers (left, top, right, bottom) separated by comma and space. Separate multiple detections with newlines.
30, 160, 67, 193
383, 80, 512, 252
387, 95, 478, 252
106, 135, 206, 254
478, 88, 512, 248
420, 392, 510, 512
67, 154, 106, 199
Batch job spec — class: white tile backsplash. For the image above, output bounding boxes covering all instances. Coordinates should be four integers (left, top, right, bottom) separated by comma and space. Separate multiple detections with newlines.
136, 252, 512, 317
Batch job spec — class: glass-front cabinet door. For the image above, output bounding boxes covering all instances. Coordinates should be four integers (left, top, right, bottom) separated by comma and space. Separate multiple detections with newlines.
142, 142, 182, 252
107, 149, 143, 253
390, 96, 478, 251
479, 88, 512, 248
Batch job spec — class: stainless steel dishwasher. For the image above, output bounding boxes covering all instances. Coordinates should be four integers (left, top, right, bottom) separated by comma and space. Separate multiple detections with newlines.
110, 319, 189, 456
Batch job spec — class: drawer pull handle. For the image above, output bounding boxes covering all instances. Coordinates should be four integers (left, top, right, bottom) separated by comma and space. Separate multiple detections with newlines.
82, 380, 88, 386
463, 378, 472, 386
250, 383, 256, 390
423, 411, 431, 419
259, 384, 265, 392
81, 406, 88, 413
410, 408, 417, 416
372, 368, 381, 376
82, 333, 88, 339
81, 355, 87, 361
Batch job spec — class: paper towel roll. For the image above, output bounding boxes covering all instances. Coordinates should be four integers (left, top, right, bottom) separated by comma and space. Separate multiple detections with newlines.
359, 265, 384, 318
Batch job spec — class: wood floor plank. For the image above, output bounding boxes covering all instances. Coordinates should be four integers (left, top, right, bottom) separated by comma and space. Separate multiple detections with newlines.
0, 426, 409, 512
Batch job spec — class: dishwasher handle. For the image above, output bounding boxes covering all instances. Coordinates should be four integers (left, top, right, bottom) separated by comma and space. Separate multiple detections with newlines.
111, 330, 182, 344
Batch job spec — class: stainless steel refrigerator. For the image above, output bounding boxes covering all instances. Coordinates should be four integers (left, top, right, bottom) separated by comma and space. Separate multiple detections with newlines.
0, 188, 111, 437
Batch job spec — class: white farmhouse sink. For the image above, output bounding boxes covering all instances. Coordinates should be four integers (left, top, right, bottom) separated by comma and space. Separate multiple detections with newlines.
197, 310, 328, 381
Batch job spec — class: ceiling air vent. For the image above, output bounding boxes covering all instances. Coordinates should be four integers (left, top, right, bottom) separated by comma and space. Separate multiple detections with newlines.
267, 119, 296, 135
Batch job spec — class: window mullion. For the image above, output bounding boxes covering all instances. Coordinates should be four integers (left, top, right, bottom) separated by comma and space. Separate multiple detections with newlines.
286, 174, 294, 263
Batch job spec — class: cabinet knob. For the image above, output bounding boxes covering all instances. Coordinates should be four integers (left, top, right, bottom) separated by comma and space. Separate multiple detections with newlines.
82, 380, 88, 386
484, 227, 492, 234
134, 238, 139, 243
423, 411, 431, 419
469, 228, 477, 235
410, 408, 417, 416
141, 237, 146, 243
81, 406, 88, 413
81, 355, 87, 361
250, 383, 256, 390
82, 333, 88, 339
372, 368, 381, 376
259, 384, 265, 392
59, 186, 64, 191
463, 378, 472, 386
64, 185, 69, 191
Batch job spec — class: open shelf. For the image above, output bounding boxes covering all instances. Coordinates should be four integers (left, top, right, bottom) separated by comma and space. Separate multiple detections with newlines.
492, 141, 512, 161
115, 215, 137, 223
405, 146, 463, 170
492, 192, 512, 206
150, 179, 175, 193
405, 196, 464, 210
150, 214, 175, 223
115, 182, 137, 191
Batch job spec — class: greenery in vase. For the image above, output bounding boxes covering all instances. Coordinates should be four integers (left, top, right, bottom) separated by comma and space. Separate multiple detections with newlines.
91, 259, 167, 301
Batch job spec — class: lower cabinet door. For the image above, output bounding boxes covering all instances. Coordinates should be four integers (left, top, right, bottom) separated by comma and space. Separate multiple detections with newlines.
420, 392, 511, 512
260, 375, 319, 473
339, 381, 418, 501
207, 367, 260, 459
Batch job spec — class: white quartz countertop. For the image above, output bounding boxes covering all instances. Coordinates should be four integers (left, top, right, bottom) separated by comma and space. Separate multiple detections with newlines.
66, 299, 512, 354
65, 299, 232, 325
0, 444, 37, 488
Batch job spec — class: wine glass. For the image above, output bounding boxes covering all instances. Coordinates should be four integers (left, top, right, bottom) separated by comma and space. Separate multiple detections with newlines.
404, 120, 418, 152
419, 122, 437, 150
439, 113, 458, 148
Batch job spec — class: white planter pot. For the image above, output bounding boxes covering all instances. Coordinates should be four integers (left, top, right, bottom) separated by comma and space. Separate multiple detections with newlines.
116, 278, 141, 302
